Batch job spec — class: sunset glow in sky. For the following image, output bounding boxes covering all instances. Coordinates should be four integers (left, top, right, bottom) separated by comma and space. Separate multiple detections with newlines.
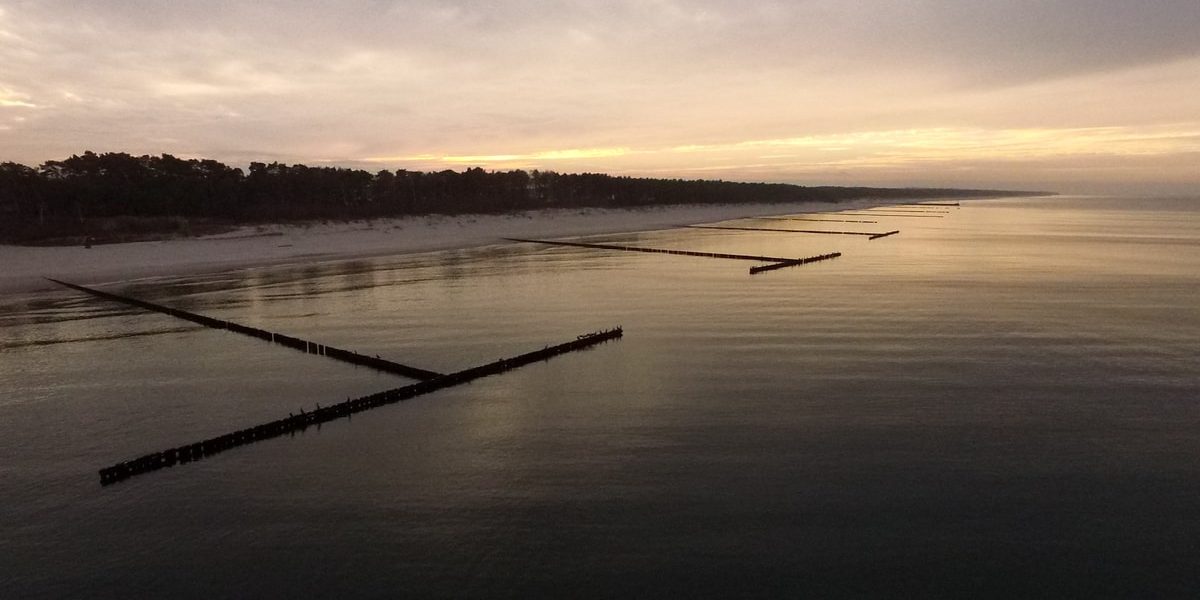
2, 1, 1198, 192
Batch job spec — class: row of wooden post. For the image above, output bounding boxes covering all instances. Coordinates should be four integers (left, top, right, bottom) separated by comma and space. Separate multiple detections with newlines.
98, 328, 622, 485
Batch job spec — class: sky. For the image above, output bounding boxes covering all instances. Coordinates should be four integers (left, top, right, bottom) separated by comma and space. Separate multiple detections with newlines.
2, 0, 1198, 193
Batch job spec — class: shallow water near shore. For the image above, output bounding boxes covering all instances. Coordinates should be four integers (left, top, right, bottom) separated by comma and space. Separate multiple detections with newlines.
2, 196, 1198, 597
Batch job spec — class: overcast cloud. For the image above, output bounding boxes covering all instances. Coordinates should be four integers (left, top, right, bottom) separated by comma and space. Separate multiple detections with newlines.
2, 0, 1198, 191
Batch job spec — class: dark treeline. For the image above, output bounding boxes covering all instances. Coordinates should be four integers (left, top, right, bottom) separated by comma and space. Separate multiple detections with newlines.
0, 151, 1040, 244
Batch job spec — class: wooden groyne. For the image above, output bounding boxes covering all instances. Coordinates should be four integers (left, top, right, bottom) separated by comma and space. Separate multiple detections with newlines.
756, 216, 879, 224
836, 213, 944, 218
505, 238, 841, 275
748, 253, 842, 274
686, 225, 899, 240
900, 202, 959, 207
97, 327, 623, 486
48, 278, 443, 381
864, 208, 949, 214
504, 237, 796, 263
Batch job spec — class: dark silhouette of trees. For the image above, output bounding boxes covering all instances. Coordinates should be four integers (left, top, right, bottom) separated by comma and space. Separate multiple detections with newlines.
0, 151, 1040, 244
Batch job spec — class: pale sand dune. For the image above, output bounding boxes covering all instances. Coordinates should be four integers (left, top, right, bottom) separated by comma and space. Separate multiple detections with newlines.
2, 199, 887, 294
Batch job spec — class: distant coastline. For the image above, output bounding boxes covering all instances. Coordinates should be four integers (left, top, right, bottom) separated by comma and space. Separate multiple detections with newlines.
0, 151, 1050, 246
1, 195, 1043, 295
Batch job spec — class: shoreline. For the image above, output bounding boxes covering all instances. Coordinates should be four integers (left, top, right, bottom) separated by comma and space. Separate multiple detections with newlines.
2, 198, 916, 295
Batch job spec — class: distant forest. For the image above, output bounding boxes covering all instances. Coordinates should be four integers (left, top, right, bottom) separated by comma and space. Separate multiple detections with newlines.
0, 151, 1039, 244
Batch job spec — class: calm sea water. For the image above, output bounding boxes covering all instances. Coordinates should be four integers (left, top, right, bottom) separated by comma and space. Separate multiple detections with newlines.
1, 196, 1198, 598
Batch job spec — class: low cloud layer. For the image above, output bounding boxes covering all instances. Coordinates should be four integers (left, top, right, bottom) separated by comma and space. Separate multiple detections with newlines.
2, 1, 1198, 192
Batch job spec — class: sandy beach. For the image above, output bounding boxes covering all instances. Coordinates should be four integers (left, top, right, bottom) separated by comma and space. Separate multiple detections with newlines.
1, 199, 891, 294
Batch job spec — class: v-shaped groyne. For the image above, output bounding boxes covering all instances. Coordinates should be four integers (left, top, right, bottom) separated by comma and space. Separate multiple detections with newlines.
96, 328, 622, 485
